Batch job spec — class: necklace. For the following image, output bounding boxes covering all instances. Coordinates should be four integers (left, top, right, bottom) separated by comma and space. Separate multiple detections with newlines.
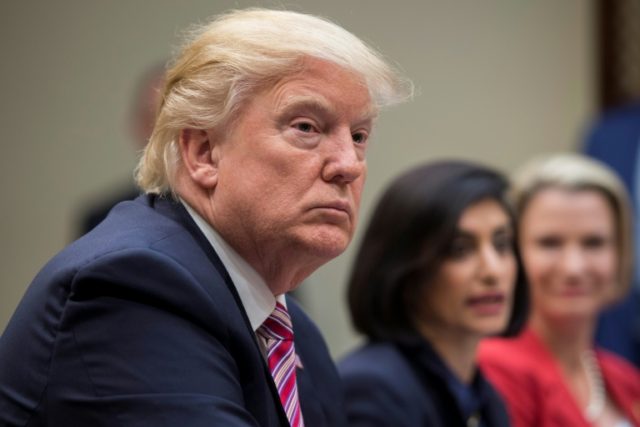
582, 349, 606, 422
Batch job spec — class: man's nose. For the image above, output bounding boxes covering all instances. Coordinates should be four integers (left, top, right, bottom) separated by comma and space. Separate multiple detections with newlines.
321, 129, 365, 184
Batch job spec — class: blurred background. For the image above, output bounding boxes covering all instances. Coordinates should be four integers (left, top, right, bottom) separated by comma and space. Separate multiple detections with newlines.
1, 0, 638, 358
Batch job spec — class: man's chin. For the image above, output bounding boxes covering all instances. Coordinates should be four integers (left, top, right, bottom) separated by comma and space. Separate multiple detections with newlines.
296, 229, 351, 260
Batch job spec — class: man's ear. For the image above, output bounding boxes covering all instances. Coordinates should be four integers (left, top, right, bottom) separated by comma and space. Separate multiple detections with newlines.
178, 128, 219, 189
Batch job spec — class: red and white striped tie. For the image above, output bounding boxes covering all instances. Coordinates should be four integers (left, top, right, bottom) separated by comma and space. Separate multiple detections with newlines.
258, 302, 305, 427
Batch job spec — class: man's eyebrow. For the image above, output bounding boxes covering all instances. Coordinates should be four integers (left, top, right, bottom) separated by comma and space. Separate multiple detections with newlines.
277, 95, 378, 123
278, 95, 332, 116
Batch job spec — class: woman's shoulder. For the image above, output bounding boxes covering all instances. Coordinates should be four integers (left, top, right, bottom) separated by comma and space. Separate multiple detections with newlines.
339, 341, 412, 382
339, 341, 429, 401
596, 348, 640, 425
338, 341, 429, 425
597, 348, 640, 391
479, 331, 548, 372
478, 330, 561, 394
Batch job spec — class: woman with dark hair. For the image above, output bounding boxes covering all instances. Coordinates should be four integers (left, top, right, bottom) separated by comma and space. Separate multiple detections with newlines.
339, 160, 528, 427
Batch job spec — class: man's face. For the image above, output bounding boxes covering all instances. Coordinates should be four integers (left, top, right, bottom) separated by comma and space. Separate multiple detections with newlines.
208, 58, 375, 280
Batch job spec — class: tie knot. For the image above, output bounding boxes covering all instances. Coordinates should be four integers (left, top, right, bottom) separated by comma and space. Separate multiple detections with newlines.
258, 302, 293, 341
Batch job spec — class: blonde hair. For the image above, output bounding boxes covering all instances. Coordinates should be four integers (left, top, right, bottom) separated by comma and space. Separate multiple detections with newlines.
512, 152, 634, 299
135, 8, 413, 194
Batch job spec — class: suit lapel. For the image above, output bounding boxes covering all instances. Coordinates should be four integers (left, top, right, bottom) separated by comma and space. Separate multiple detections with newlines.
147, 194, 290, 426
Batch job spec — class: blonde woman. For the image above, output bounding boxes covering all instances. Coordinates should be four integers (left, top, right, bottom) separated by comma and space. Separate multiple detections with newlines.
479, 153, 640, 427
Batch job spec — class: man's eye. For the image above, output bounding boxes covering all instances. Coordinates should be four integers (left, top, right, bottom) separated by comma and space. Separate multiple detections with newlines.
352, 132, 368, 144
293, 122, 317, 133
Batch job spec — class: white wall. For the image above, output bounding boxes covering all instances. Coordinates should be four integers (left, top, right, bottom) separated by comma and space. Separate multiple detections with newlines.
0, 0, 596, 358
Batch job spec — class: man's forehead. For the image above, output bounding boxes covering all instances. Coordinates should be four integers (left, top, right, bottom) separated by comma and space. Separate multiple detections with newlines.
263, 58, 376, 114
276, 93, 377, 121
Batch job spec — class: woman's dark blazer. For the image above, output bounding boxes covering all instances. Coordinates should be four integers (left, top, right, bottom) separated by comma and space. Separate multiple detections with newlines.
338, 338, 511, 427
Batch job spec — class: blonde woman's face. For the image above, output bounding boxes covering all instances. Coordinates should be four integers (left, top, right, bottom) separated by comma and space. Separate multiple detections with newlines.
519, 187, 618, 324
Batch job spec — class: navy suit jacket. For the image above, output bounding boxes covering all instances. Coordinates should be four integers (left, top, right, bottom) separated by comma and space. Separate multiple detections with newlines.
583, 102, 640, 199
0, 195, 346, 427
583, 101, 640, 368
339, 339, 510, 427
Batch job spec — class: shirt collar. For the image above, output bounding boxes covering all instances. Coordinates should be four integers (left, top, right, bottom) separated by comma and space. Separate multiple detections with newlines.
180, 199, 284, 331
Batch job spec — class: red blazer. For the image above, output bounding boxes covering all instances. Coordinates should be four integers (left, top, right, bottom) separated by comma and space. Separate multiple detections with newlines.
478, 329, 640, 427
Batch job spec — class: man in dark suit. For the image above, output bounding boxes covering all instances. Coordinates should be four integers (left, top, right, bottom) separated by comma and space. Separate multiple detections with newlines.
0, 8, 411, 426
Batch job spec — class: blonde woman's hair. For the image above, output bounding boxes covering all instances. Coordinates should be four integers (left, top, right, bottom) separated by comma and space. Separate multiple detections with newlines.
512, 152, 634, 300
135, 8, 413, 194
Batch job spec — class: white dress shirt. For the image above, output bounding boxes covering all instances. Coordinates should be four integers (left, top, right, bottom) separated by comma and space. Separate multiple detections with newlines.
180, 200, 286, 334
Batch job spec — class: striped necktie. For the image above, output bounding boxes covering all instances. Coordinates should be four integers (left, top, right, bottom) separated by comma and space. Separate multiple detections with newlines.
258, 302, 305, 427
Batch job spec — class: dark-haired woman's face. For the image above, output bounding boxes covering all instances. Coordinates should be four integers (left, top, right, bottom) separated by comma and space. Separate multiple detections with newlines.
415, 199, 517, 343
